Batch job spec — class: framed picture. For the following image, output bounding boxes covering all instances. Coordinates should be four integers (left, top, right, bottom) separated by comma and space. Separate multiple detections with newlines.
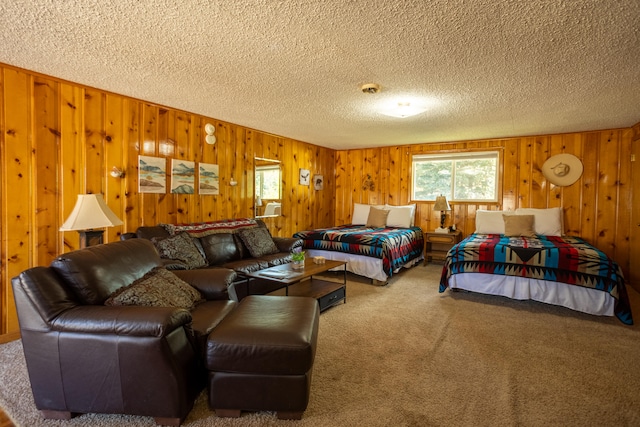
299, 168, 310, 186
199, 163, 219, 195
314, 175, 324, 190
170, 159, 196, 194
138, 155, 167, 193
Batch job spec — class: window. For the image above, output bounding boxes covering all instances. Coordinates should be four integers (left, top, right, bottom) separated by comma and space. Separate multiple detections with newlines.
412, 151, 499, 202
255, 164, 280, 199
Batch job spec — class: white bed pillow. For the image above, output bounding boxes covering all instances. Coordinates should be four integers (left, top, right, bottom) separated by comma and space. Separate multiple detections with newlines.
475, 210, 514, 234
384, 205, 414, 228
515, 207, 563, 236
352, 203, 371, 225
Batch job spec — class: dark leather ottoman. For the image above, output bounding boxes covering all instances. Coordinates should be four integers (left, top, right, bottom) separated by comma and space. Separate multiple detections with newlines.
205, 295, 320, 419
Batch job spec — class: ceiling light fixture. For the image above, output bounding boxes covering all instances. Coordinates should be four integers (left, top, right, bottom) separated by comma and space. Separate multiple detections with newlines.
379, 102, 427, 118
361, 83, 380, 94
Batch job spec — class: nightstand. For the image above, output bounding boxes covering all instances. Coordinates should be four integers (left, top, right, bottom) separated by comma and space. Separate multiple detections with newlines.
424, 230, 462, 265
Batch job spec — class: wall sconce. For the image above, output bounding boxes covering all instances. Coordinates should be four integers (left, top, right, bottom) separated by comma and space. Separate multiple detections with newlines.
110, 166, 124, 178
60, 194, 123, 248
204, 123, 216, 145
229, 177, 238, 186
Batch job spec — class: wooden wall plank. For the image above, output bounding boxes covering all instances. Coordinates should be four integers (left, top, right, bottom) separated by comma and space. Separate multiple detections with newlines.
33, 76, 60, 262
1, 69, 32, 333
104, 94, 124, 243
0, 65, 5, 333
84, 89, 104, 195
123, 99, 141, 231
59, 83, 84, 251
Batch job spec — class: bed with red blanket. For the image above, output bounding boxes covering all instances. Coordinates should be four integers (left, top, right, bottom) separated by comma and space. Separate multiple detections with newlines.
439, 233, 633, 324
293, 225, 424, 282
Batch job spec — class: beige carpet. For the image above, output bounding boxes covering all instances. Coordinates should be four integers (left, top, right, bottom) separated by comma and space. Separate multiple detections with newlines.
2, 265, 640, 427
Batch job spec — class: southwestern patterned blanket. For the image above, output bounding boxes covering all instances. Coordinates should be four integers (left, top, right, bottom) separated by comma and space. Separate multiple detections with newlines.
293, 225, 424, 278
439, 233, 633, 325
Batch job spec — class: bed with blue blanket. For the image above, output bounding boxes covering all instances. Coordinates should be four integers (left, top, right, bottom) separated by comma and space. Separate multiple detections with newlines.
293, 225, 424, 282
439, 233, 633, 324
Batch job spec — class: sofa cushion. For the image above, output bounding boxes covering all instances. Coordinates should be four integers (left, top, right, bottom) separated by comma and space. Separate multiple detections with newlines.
136, 226, 170, 240
51, 239, 163, 305
237, 227, 279, 258
105, 267, 202, 309
152, 232, 207, 270
199, 233, 242, 265
190, 299, 237, 356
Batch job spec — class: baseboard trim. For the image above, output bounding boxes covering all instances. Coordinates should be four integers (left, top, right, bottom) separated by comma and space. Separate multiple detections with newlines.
0, 332, 20, 344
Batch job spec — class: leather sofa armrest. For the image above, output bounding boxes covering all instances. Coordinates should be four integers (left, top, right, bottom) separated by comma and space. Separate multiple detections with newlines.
273, 237, 303, 253
173, 268, 237, 300
51, 305, 192, 338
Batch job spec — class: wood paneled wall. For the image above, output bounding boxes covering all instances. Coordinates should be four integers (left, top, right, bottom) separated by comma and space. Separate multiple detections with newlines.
0, 64, 335, 336
335, 131, 633, 279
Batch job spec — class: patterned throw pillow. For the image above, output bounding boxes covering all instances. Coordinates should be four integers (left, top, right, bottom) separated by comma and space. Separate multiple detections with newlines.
105, 267, 202, 309
237, 227, 279, 258
152, 232, 207, 269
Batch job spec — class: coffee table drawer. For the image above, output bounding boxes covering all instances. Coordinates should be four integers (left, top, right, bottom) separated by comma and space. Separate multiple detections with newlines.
318, 285, 346, 312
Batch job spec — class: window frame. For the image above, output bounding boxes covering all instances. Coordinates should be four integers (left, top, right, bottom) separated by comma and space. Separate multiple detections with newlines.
410, 150, 502, 203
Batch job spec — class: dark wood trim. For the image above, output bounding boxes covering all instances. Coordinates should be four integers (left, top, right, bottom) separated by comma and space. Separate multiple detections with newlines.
0, 332, 20, 344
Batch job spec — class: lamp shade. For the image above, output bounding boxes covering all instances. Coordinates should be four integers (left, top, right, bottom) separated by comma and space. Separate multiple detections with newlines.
60, 194, 123, 231
433, 195, 451, 211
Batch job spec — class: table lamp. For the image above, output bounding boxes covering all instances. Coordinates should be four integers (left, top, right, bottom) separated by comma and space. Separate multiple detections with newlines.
433, 195, 451, 233
60, 194, 123, 248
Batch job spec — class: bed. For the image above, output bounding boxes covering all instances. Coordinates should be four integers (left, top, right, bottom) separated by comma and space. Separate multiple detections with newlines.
438, 208, 633, 325
293, 203, 424, 282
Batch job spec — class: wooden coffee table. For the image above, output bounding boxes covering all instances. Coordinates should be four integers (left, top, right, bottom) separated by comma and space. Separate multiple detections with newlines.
244, 258, 347, 312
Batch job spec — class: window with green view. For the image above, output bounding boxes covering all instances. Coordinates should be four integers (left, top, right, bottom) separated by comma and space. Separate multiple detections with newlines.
412, 151, 499, 202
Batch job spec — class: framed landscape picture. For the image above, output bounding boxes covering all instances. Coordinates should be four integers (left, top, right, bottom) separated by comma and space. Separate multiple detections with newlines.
170, 159, 196, 194
199, 163, 220, 195
138, 155, 167, 193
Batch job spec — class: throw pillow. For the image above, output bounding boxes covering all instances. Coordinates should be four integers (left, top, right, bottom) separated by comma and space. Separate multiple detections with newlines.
503, 214, 536, 237
366, 206, 390, 228
237, 227, 279, 258
105, 267, 202, 309
514, 207, 563, 236
152, 232, 207, 270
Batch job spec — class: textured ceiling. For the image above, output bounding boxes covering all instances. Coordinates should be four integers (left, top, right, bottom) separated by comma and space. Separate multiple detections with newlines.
1, 0, 639, 149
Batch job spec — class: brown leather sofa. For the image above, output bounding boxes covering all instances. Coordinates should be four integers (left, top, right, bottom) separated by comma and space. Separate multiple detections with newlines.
12, 238, 238, 426
121, 219, 302, 300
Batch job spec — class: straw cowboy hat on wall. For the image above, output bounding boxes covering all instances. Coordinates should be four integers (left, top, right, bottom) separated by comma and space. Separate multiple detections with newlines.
541, 154, 584, 187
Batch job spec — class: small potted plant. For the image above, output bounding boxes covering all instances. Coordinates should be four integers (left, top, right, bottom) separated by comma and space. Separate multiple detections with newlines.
291, 247, 305, 269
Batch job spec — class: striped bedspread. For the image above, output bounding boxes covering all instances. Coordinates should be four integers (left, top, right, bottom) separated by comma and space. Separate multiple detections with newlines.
293, 225, 424, 278
439, 233, 633, 325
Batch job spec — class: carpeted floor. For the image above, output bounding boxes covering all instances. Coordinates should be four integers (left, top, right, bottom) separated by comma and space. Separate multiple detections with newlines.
2, 264, 640, 426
